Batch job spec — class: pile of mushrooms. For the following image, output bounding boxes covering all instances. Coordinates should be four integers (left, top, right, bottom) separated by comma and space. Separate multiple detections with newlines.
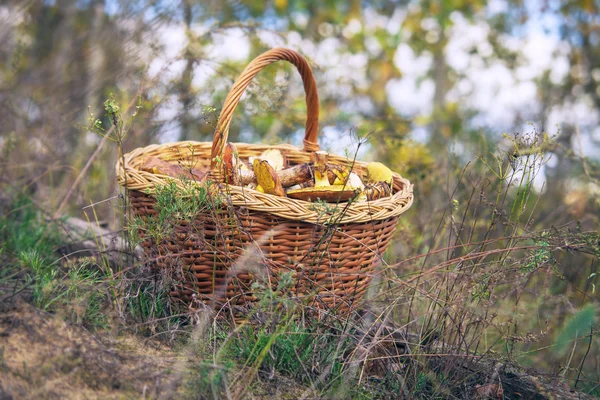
141, 143, 395, 203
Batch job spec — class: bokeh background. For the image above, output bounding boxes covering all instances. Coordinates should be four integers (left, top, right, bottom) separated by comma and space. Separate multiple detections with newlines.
1, 0, 599, 393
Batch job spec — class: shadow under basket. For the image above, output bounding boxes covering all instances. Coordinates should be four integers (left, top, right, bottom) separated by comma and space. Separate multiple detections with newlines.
129, 189, 400, 316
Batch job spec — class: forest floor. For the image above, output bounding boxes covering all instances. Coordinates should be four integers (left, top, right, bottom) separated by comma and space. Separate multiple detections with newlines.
0, 301, 183, 399
0, 300, 310, 399
0, 298, 595, 399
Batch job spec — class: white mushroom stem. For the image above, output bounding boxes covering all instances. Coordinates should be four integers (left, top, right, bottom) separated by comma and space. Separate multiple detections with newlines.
240, 163, 313, 187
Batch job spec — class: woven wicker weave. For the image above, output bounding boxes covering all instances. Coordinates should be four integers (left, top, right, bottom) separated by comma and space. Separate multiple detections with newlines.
118, 48, 414, 315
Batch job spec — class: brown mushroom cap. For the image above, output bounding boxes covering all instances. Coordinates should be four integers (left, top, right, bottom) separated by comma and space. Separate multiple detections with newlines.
222, 143, 238, 184
141, 156, 206, 181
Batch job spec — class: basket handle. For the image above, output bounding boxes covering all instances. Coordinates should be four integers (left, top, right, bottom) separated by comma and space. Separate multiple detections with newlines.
210, 48, 320, 169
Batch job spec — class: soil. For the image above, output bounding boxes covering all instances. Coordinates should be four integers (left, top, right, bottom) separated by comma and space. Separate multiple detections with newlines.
0, 302, 184, 399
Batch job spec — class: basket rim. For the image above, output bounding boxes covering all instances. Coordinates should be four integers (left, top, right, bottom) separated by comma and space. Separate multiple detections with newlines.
117, 140, 414, 225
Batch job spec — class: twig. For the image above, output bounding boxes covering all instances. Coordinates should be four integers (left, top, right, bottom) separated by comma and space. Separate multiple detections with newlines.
82, 195, 120, 210
562, 334, 578, 378
575, 326, 594, 388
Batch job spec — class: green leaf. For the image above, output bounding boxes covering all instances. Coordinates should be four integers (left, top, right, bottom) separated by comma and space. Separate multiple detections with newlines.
553, 303, 596, 357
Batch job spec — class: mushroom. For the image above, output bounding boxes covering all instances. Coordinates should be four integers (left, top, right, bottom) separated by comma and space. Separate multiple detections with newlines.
366, 162, 393, 186
241, 148, 313, 188
253, 159, 285, 197
240, 162, 313, 188
286, 186, 357, 202
260, 149, 285, 171
141, 156, 206, 181
313, 151, 330, 187
285, 151, 358, 202
278, 163, 314, 188
222, 143, 260, 186
362, 181, 392, 201
347, 172, 365, 190
222, 142, 239, 185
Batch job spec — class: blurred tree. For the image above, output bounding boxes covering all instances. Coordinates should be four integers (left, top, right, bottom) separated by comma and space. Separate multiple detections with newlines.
0, 0, 168, 208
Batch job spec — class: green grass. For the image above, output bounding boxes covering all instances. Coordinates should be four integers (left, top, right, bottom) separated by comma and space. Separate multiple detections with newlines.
185, 360, 235, 399
19, 249, 58, 309
1, 195, 110, 330
0, 194, 61, 259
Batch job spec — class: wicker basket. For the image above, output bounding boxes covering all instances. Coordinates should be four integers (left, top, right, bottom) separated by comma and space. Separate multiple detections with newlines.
117, 48, 413, 315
